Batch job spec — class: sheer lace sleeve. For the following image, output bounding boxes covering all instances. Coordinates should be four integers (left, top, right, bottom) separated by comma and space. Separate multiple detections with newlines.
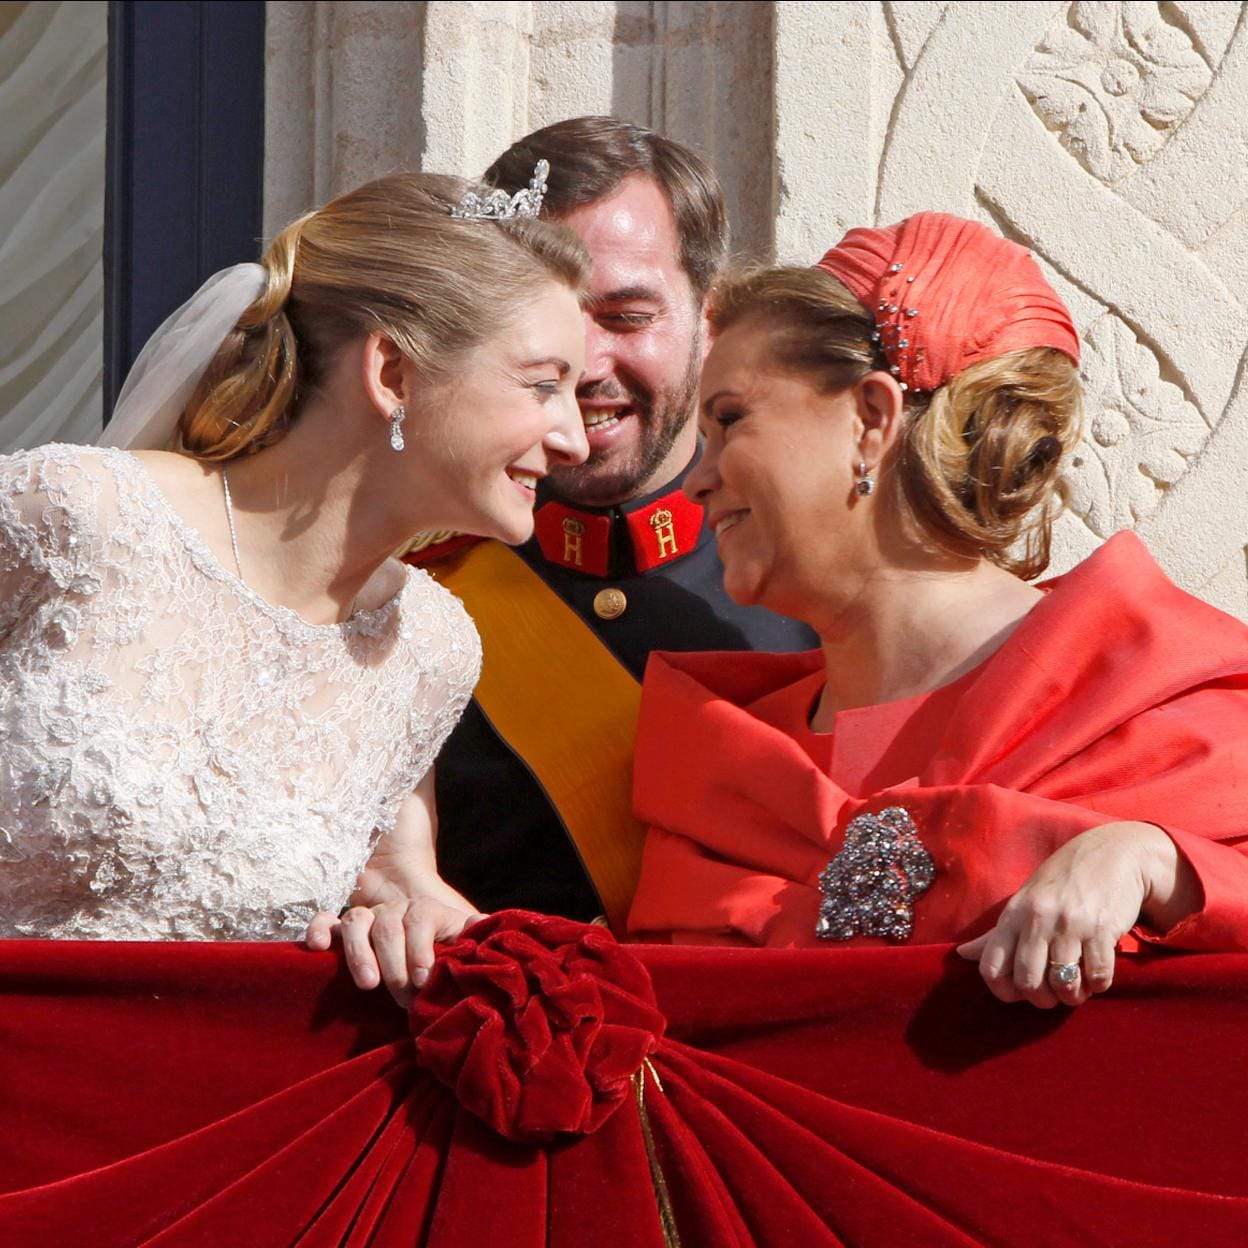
0, 448, 110, 642
370, 568, 483, 833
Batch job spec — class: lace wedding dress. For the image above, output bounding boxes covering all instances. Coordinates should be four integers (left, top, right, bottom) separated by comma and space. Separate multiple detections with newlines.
0, 446, 481, 940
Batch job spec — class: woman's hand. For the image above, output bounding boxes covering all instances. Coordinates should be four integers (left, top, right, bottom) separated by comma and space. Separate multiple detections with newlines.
956, 821, 1200, 1008
305, 886, 486, 1007
304, 769, 486, 1007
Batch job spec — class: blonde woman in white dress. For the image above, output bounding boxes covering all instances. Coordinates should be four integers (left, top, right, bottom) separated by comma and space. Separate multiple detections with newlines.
0, 167, 587, 1004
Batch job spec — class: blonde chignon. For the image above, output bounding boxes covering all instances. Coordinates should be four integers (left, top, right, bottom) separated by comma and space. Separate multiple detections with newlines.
177, 173, 590, 462
707, 264, 1083, 580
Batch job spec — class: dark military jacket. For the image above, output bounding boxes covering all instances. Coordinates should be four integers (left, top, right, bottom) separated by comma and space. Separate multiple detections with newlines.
433, 460, 817, 921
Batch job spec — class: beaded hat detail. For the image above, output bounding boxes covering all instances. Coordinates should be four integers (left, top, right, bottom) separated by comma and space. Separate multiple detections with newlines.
815, 212, 1081, 395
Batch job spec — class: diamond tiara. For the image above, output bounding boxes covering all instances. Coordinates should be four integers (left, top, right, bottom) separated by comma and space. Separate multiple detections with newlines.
451, 159, 550, 221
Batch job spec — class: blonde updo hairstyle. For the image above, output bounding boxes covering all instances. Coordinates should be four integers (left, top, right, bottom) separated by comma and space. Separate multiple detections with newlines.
177, 173, 590, 461
708, 266, 1083, 580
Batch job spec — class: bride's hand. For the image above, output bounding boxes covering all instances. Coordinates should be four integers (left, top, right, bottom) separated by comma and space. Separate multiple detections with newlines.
305, 889, 487, 1008
305, 769, 486, 1006
955, 821, 1200, 1009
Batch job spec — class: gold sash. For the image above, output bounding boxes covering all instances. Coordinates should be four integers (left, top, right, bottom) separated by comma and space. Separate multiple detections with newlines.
430, 541, 647, 935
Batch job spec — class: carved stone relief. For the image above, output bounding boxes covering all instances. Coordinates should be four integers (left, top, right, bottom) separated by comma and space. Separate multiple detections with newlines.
1019, 2, 1212, 185
1064, 313, 1209, 538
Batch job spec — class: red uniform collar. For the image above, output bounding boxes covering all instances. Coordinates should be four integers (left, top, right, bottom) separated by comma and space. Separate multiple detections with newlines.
532, 486, 706, 577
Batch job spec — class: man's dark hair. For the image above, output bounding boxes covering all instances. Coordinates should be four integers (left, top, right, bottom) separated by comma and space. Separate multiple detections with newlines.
485, 116, 728, 299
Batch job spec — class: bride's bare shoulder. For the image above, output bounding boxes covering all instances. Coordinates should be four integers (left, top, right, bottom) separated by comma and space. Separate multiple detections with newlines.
129, 449, 215, 491
126, 450, 225, 534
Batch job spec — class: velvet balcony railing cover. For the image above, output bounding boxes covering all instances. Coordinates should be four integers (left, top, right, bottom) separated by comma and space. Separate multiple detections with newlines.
2, 911, 1246, 1246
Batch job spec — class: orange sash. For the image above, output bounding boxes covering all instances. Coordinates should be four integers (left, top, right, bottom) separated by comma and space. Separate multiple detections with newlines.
431, 541, 646, 935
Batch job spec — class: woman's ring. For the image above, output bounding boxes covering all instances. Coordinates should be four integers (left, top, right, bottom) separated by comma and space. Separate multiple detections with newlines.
1048, 960, 1081, 987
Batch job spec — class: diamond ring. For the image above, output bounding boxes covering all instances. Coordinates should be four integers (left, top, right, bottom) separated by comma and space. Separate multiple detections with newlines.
1048, 960, 1081, 988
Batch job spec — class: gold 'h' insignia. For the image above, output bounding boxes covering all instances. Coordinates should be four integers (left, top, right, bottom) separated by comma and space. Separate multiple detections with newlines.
562, 516, 586, 566
649, 508, 678, 559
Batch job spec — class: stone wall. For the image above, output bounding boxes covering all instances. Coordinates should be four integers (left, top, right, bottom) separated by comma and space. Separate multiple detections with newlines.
265, 1, 1248, 619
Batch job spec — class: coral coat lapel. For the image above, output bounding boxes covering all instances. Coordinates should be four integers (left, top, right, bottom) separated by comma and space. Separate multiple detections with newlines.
630, 534, 1248, 947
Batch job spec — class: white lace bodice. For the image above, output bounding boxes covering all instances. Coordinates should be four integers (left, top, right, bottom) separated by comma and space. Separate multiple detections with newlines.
0, 445, 481, 940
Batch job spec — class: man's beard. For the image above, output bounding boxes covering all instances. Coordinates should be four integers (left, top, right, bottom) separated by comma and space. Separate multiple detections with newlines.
548, 338, 702, 507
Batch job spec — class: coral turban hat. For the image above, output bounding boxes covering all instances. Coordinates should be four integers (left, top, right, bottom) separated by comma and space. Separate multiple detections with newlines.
815, 212, 1080, 395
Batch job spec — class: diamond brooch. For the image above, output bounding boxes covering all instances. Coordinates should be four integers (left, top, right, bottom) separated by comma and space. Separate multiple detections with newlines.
816, 807, 936, 942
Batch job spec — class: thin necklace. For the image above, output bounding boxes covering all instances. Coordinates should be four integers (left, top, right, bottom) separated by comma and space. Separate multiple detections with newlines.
219, 467, 364, 622
219, 466, 361, 621
220, 468, 245, 583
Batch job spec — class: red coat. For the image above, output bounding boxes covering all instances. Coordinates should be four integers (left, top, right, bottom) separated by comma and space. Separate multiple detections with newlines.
629, 533, 1248, 949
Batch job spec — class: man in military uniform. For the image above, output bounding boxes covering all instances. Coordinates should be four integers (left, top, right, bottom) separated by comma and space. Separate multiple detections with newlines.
414, 117, 815, 932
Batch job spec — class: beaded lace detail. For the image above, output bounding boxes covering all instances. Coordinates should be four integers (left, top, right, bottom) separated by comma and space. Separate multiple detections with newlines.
0, 445, 481, 940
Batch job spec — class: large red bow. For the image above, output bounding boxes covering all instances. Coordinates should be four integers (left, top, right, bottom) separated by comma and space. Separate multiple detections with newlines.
410, 911, 666, 1142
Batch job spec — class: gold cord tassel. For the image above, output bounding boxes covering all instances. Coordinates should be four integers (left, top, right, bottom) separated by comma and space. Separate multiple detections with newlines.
634, 1059, 682, 1248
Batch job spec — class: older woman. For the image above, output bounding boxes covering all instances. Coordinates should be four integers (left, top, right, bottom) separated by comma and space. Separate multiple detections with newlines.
628, 212, 1248, 1008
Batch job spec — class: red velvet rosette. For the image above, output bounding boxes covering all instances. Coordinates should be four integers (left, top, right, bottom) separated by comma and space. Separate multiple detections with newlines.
409, 910, 667, 1143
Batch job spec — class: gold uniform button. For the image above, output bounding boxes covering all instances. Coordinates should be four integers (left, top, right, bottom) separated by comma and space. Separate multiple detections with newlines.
593, 587, 627, 620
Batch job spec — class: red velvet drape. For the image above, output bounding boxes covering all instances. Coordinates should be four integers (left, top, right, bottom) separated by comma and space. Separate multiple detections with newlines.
3, 925, 1247, 1246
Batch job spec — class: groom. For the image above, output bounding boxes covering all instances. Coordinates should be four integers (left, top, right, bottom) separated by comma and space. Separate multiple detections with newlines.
415, 117, 814, 930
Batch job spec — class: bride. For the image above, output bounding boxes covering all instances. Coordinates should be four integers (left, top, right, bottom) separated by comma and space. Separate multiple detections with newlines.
0, 167, 586, 1001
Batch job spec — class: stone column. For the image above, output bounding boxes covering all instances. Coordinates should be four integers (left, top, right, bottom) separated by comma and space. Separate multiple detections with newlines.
265, 1, 428, 235
266, 1, 775, 250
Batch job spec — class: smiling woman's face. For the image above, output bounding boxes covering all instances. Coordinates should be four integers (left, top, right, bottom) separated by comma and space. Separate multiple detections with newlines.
411, 281, 589, 545
684, 317, 877, 619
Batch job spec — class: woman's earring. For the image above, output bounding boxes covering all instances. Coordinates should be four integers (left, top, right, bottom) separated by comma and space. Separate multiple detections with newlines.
855, 461, 875, 496
389, 405, 406, 452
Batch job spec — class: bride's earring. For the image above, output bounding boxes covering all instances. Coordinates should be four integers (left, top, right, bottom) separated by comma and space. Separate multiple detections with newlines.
388, 405, 406, 452
855, 460, 875, 496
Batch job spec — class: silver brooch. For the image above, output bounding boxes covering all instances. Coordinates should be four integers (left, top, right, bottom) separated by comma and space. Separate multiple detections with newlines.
451, 159, 550, 221
816, 807, 935, 942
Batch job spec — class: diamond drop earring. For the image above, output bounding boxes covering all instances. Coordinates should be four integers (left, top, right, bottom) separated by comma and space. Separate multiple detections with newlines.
855, 460, 875, 496
389, 405, 406, 452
